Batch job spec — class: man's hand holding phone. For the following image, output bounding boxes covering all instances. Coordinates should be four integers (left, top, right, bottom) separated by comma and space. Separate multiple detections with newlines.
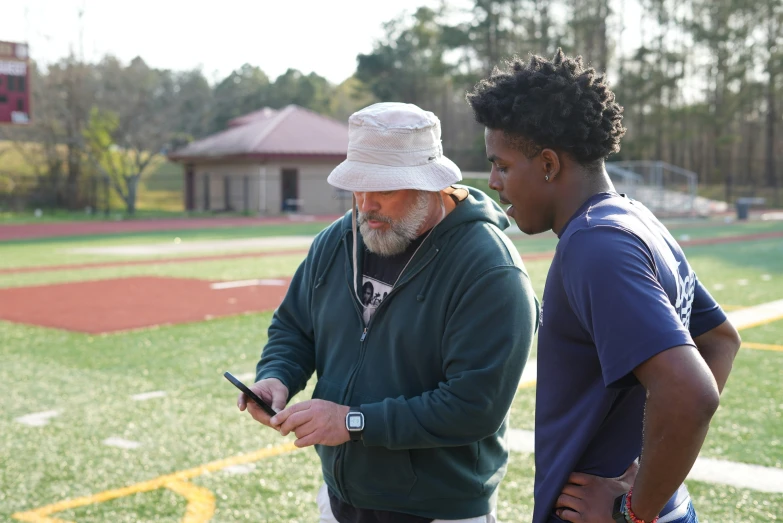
235, 376, 289, 429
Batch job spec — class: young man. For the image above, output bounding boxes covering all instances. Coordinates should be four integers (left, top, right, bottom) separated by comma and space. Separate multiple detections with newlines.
239, 102, 538, 522
467, 50, 741, 523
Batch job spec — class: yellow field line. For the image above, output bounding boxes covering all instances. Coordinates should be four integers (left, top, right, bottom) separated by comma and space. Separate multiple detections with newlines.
742, 342, 783, 352
165, 480, 216, 523
719, 304, 746, 311
12, 442, 299, 523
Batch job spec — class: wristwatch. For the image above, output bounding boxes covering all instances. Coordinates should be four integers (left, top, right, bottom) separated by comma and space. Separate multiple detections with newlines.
612, 492, 629, 523
345, 407, 364, 442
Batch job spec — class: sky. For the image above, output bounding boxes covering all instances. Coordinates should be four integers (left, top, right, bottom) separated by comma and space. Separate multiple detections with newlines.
1, 0, 448, 85
2, 0, 645, 86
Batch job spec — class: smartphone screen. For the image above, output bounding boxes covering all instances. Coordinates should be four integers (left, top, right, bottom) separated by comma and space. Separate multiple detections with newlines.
224, 371, 277, 417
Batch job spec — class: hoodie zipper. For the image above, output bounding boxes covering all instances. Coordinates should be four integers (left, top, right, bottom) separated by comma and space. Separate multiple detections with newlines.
332, 236, 440, 505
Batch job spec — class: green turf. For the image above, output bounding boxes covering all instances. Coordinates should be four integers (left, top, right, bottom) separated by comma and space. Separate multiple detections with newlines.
3, 312, 782, 521
687, 481, 783, 522
701, 339, 783, 467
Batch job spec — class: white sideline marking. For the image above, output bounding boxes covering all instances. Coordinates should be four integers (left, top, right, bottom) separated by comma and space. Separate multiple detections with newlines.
103, 437, 141, 449
15, 410, 60, 427
67, 236, 315, 256
713, 283, 725, 290
130, 390, 167, 401
507, 429, 783, 493
519, 359, 537, 387
223, 463, 256, 475
211, 279, 287, 290
737, 279, 749, 286
726, 299, 783, 329
507, 428, 535, 453
762, 274, 772, 281
689, 457, 783, 494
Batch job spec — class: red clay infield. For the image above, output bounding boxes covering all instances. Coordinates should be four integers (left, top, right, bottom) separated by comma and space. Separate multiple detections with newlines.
0, 276, 291, 334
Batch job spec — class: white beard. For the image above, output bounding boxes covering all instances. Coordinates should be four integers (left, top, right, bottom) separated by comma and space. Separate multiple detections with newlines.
359, 191, 432, 257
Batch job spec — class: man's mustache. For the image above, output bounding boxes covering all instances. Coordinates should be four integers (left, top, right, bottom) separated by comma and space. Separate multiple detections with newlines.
358, 212, 392, 225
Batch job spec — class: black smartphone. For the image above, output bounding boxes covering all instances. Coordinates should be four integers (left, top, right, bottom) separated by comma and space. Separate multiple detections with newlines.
224, 371, 277, 417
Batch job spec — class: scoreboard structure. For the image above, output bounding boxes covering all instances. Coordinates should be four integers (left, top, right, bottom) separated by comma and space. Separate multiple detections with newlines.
0, 40, 31, 125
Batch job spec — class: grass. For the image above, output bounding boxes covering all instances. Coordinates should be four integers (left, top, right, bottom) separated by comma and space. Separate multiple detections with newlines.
1, 219, 782, 522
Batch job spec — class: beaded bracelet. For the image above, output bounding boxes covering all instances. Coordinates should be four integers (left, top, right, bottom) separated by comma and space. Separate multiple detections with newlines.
624, 488, 659, 523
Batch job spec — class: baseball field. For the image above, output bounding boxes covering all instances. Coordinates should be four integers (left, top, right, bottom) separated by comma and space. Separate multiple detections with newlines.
1, 215, 781, 522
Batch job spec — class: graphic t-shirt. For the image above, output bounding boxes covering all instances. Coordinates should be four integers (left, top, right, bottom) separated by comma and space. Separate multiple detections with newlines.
533, 192, 727, 523
360, 232, 428, 324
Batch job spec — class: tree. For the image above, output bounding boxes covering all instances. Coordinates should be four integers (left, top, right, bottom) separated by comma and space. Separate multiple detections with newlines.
210, 63, 271, 132
84, 57, 178, 214
356, 6, 451, 105
268, 69, 334, 114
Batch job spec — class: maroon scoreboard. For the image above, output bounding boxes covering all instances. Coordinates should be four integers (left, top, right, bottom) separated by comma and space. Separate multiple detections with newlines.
0, 41, 31, 125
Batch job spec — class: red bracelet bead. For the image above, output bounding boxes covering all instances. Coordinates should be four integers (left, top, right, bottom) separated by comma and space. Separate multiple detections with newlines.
625, 487, 659, 523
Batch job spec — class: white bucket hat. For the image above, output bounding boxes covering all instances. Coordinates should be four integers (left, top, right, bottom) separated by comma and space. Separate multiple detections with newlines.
328, 102, 462, 192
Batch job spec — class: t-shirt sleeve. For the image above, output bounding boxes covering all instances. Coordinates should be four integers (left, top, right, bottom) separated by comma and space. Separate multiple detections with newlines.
561, 226, 695, 388
688, 280, 727, 338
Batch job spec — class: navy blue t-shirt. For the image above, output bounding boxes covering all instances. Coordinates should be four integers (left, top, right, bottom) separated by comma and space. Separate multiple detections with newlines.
533, 192, 726, 523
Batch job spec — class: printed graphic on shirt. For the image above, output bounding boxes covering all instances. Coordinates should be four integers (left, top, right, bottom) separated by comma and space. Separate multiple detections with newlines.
659, 242, 697, 329
361, 276, 393, 324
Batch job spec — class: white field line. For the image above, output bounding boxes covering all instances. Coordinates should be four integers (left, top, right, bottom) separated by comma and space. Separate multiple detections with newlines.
223, 463, 257, 475
210, 279, 287, 290
67, 236, 315, 256
726, 299, 783, 330
102, 437, 141, 449
130, 391, 167, 401
507, 429, 783, 493
14, 410, 60, 427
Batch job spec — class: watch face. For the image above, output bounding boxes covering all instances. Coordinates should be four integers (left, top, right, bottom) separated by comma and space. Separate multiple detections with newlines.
346, 412, 364, 430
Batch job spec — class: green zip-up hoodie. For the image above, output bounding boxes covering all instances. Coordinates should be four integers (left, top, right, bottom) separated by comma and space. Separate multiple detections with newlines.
256, 187, 538, 519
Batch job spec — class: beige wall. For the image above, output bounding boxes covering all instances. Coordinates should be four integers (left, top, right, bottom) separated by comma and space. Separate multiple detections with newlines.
191, 159, 350, 216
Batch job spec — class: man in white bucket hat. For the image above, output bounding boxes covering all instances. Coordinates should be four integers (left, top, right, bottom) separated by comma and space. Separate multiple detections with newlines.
240, 102, 538, 522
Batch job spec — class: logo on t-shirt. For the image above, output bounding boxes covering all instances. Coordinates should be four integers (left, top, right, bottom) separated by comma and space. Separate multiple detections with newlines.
662, 250, 697, 329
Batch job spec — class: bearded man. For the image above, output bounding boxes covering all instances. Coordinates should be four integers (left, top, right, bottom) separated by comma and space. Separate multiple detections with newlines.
238, 102, 539, 523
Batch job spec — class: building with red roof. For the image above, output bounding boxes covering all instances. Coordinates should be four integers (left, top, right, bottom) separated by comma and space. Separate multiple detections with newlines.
169, 105, 350, 215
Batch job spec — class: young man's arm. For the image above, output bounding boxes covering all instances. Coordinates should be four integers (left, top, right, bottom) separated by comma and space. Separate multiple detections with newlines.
692, 319, 741, 393
556, 320, 742, 522
627, 344, 719, 520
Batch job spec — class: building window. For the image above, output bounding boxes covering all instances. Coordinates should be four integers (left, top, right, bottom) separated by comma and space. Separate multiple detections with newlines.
17, 77, 25, 91
0, 95, 7, 104
17, 99, 24, 111
8, 76, 15, 91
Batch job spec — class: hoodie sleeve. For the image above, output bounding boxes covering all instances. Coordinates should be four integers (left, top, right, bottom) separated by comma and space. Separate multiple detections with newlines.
360, 265, 538, 449
255, 240, 318, 399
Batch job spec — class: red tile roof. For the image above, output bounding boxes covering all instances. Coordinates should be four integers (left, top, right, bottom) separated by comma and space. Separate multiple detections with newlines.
169, 105, 348, 161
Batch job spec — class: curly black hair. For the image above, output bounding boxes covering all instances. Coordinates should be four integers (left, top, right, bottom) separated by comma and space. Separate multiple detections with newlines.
466, 49, 626, 165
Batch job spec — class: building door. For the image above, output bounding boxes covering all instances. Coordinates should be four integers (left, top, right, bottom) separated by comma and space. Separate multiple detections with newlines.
185, 165, 195, 211
281, 169, 299, 212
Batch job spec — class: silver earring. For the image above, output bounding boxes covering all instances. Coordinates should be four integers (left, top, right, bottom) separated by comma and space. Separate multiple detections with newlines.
545, 175, 550, 181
